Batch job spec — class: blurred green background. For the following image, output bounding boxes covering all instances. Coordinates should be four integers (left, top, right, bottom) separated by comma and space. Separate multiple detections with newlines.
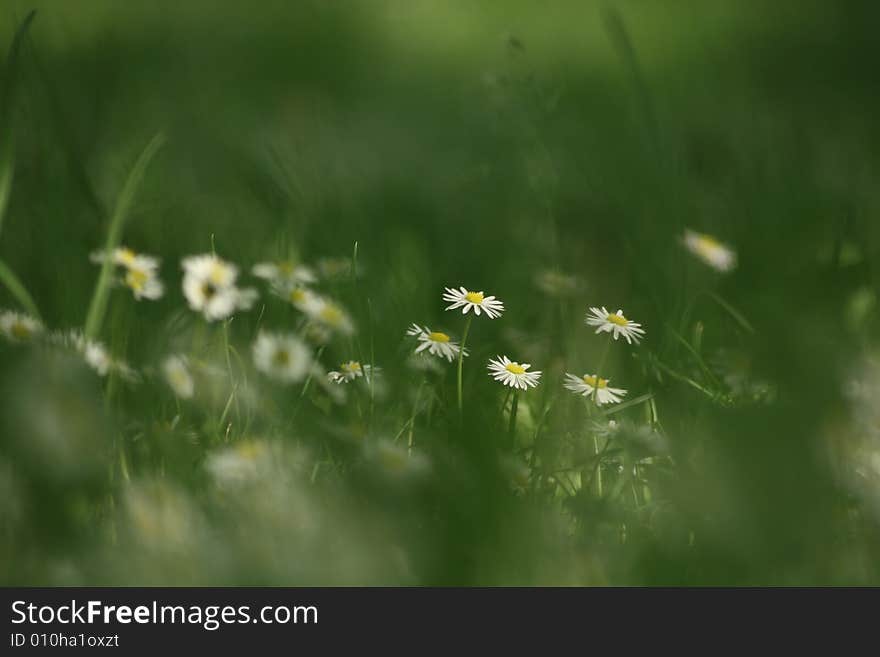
2, 0, 880, 585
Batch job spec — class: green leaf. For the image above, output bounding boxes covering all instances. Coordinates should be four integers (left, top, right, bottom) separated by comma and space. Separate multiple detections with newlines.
83, 132, 165, 339
0, 257, 40, 318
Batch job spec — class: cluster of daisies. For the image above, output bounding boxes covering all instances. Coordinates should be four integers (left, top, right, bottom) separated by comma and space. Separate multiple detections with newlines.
398, 287, 644, 405
1, 226, 736, 408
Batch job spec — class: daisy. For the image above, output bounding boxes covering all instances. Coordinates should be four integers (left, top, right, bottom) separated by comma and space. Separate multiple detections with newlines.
282, 285, 318, 312
91, 246, 164, 301
90, 246, 152, 269
682, 229, 737, 272
585, 307, 645, 344
122, 255, 164, 300
564, 373, 627, 405
253, 260, 317, 287
302, 295, 355, 335
79, 337, 111, 376
327, 360, 378, 384
0, 310, 43, 342
162, 354, 195, 399
487, 355, 542, 390
405, 323, 467, 362
443, 286, 504, 318
252, 331, 312, 383
181, 254, 258, 321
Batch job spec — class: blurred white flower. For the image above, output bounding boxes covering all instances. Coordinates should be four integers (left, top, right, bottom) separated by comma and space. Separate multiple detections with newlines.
252, 331, 312, 383
205, 442, 268, 487
564, 373, 627, 405
585, 307, 645, 344
56, 330, 138, 380
0, 310, 43, 343
280, 285, 318, 312
534, 270, 579, 297
443, 286, 504, 318
302, 295, 354, 335
487, 355, 541, 390
91, 246, 164, 300
327, 360, 378, 384
181, 254, 257, 321
253, 260, 317, 288
316, 256, 352, 280
162, 354, 194, 399
405, 323, 466, 362
682, 229, 737, 272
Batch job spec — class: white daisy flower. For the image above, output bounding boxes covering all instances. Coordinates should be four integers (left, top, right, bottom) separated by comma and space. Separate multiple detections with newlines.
90, 246, 155, 269
181, 254, 258, 321
252, 331, 312, 383
123, 255, 164, 300
280, 285, 318, 312
0, 310, 43, 343
405, 323, 467, 362
91, 246, 164, 301
682, 229, 737, 272
66, 332, 111, 376
205, 441, 268, 487
302, 295, 355, 335
443, 286, 504, 318
162, 354, 194, 399
327, 360, 378, 384
585, 307, 645, 344
252, 260, 317, 287
487, 355, 542, 390
563, 373, 627, 405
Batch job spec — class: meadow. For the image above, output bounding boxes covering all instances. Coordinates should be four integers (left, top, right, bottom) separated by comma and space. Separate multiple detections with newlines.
2, 0, 880, 586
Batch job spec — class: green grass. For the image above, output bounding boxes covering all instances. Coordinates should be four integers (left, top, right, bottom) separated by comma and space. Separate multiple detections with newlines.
2, 1, 880, 586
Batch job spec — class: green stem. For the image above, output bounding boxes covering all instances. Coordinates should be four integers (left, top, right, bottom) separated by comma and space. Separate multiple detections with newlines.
507, 390, 519, 450
84, 132, 165, 339
591, 337, 612, 406
456, 314, 473, 416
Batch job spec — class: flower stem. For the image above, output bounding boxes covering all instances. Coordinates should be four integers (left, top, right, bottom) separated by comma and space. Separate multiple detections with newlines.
456, 314, 473, 416
507, 390, 519, 450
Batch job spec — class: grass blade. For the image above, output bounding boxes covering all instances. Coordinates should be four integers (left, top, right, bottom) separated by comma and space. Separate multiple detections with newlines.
600, 392, 654, 417
83, 132, 165, 339
0, 10, 37, 239
0, 139, 12, 238
707, 291, 755, 334
0, 257, 40, 318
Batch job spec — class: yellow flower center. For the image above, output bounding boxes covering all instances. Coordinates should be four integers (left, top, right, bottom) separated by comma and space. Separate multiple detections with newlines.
320, 304, 343, 325
696, 234, 722, 252
273, 349, 290, 367
428, 331, 450, 343
583, 375, 608, 388
169, 369, 189, 389
126, 268, 149, 292
607, 313, 629, 326
465, 291, 484, 304
11, 321, 31, 340
289, 288, 306, 303
235, 442, 263, 460
116, 248, 137, 266
208, 263, 228, 285
342, 361, 361, 373
505, 363, 526, 375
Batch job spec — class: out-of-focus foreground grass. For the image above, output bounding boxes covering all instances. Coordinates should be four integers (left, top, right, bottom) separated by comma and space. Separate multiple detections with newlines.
2, 0, 880, 585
